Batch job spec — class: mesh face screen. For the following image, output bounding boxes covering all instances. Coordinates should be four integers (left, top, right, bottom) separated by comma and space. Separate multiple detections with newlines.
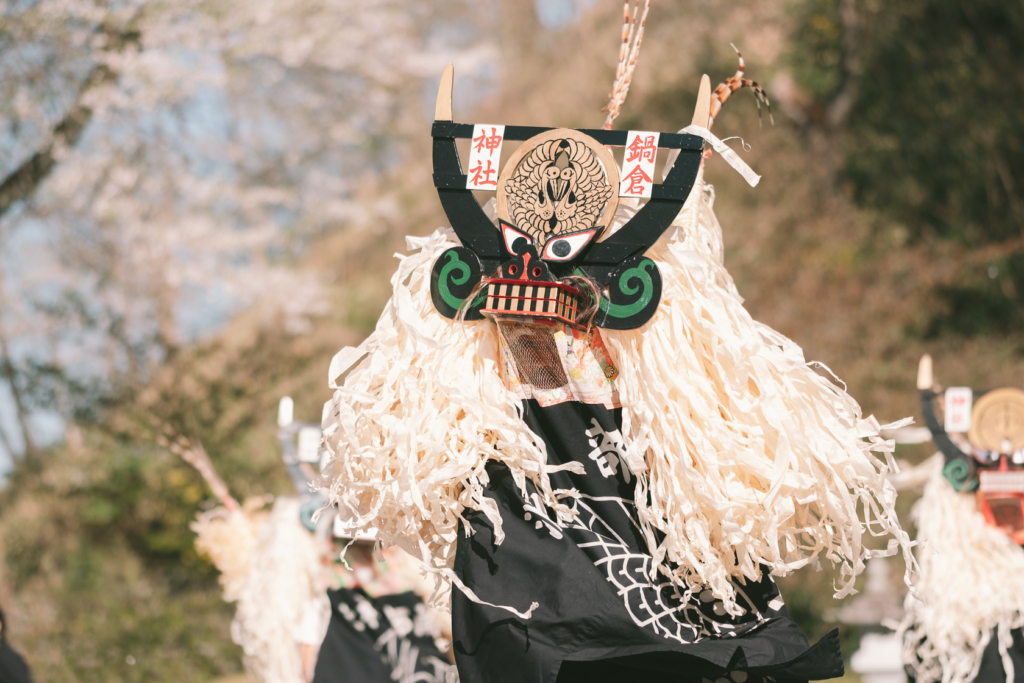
497, 320, 568, 390
987, 496, 1024, 533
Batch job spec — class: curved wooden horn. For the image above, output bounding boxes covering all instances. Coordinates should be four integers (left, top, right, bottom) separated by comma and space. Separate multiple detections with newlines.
917, 354, 933, 390
430, 63, 502, 262
691, 74, 711, 128
435, 64, 454, 122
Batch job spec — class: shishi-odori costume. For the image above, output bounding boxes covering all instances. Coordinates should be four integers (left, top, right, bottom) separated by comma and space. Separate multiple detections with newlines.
319, 21, 914, 682
175, 427, 453, 683
193, 494, 323, 683
897, 356, 1024, 683
277, 403, 457, 683
158, 427, 320, 683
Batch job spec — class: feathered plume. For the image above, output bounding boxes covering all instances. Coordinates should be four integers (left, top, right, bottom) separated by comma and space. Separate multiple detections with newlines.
155, 423, 257, 602
156, 424, 239, 513
708, 44, 773, 130
158, 423, 320, 683
602, 0, 651, 130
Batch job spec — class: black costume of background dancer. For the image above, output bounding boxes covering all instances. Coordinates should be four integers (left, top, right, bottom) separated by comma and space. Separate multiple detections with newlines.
313, 588, 452, 683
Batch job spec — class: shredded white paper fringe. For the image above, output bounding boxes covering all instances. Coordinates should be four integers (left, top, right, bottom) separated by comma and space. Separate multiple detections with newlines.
193, 499, 266, 603
898, 456, 1024, 683
195, 497, 321, 683
320, 169, 915, 616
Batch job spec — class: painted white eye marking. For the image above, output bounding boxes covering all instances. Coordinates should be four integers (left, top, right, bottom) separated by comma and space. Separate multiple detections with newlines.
541, 229, 597, 261
501, 222, 533, 254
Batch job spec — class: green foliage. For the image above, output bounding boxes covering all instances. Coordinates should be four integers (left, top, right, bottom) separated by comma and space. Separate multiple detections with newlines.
926, 254, 1024, 337
0, 320, 345, 681
846, 0, 1024, 247
789, 0, 844, 103
0, 437, 243, 681
789, 0, 1024, 336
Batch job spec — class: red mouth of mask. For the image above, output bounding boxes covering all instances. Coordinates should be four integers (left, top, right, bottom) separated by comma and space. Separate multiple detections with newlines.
977, 458, 1024, 544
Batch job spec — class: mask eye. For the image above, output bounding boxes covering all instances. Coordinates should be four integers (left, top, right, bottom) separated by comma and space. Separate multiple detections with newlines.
974, 446, 1000, 465
500, 221, 532, 255
541, 229, 597, 262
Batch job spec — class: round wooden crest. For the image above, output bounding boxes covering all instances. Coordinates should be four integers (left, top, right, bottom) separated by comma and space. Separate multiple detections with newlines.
496, 128, 619, 247
969, 387, 1024, 453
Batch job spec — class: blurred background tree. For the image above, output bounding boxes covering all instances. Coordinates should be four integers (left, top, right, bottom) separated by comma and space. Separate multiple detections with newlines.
785, 0, 1024, 337
0, 0, 1021, 680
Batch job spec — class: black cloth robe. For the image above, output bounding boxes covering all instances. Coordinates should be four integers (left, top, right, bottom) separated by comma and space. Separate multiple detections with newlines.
452, 399, 844, 683
313, 587, 453, 683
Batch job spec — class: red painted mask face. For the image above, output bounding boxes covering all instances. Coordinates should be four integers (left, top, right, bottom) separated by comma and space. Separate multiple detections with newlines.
975, 452, 1024, 544
969, 389, 1024, 543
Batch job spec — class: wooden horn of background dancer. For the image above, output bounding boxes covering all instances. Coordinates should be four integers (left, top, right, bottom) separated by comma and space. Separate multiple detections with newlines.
320, 8, 916, 682
892, 357, 1024, 683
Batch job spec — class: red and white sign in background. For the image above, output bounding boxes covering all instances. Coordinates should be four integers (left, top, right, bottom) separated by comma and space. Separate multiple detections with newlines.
619, 130, 660, 199
466, 124, 505, 191
944, 386, 973, 433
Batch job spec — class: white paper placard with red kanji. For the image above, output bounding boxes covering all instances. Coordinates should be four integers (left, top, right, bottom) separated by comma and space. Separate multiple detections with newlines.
619, 130, 660, 198
466, 124, 505, 191
944, 387, 973, 433
297, 425, 322, 463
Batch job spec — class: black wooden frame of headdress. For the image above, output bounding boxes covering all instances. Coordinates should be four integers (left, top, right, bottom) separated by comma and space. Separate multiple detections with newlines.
920, 388, 984, 492
431, 122, 704, 281
920, 389, 969, 462
431, 123, 704, 328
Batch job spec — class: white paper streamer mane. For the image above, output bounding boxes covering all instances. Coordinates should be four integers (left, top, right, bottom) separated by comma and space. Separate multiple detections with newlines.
193, 498, 269, 603
194, 497, 321, 683
320, 169, 915, 616
898, 456, 1024, 683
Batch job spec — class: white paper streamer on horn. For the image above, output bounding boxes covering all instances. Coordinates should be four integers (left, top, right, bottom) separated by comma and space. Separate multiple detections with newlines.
898, 456, 1024, 683
319, 168, 916, 617
678, 124, 761, 187
661, 125, 761, 188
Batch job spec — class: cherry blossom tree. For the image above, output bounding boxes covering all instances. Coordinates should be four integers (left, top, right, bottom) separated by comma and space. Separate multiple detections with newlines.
0, 0, 497, 465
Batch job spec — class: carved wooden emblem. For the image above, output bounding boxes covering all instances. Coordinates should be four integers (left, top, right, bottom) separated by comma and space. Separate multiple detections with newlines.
970, 388, 1024, 453
496, 129, 619, 247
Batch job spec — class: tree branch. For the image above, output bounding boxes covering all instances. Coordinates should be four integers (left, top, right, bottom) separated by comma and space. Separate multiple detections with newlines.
0, 24, 141, 220
0, 320, 38, 463
827, 0, 861, 126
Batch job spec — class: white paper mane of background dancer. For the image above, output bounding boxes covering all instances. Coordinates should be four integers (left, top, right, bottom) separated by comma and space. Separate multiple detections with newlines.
166, 399, 453, 683
885, 356, 1024, 683
318, 3, 917, 682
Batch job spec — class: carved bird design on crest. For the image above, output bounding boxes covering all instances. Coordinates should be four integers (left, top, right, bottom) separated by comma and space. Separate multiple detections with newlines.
504, 138, 614, 246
